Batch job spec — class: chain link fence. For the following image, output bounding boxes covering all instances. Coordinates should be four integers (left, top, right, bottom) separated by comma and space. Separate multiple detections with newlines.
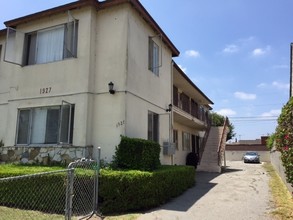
0, 148, 101, 220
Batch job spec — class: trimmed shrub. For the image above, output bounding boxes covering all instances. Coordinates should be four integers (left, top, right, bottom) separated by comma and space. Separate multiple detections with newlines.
114, 136, 161, 171
0, 165, 67, 214
99, 165, 195, 214
0, 164, 94, 214
0, 164, 196, 215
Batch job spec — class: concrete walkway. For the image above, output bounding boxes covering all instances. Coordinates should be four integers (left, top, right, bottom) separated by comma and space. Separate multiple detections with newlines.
138, 161, 274, 220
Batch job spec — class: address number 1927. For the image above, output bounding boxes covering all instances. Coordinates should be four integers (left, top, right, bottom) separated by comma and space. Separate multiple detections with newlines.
40, 87, 52, 94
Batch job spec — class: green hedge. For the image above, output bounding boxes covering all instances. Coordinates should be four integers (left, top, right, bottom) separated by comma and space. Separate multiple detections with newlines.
114, 136, 161, 171
0, 164, 195, 215
99, 165, 195, 214
0, 164, 94, 214
0, 165, 67, 214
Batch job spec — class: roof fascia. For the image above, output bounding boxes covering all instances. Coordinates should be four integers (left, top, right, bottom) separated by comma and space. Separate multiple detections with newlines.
4, 0, 179, 57
4, 0, 98, 28
0, 28, 7, 37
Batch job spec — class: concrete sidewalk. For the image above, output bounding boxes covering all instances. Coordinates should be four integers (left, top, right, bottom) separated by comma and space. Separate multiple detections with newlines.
138, 161, 274, 220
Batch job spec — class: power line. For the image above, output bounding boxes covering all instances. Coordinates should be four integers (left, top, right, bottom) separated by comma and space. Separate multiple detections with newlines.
229, 116, 278, 119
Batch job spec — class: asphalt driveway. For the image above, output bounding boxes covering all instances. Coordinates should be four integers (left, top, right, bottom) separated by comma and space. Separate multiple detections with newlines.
138, 161, 274, 220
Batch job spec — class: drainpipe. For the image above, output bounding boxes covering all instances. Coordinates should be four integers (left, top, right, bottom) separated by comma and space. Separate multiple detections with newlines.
170, 60, 174, 165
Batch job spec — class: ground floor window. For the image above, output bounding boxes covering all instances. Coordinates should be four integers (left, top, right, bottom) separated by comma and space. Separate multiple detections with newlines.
173, 130, 178, 150
16, 104, 74, 145
182, 131, 191, 151
148, 111, 159, 142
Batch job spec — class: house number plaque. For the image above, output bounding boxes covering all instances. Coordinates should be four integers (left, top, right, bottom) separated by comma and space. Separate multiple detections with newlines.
116, 120, 125, 128
40, 87, 52, 94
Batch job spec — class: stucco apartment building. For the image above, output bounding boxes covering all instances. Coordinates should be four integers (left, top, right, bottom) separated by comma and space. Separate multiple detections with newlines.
0, 0, 213, 165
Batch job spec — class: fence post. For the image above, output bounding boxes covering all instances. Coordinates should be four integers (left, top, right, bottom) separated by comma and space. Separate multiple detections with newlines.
94, 147, 101, 213
65, 165, 75, 220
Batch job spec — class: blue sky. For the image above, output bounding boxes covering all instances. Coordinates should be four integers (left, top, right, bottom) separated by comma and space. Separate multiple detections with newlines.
1, 0, 292, 141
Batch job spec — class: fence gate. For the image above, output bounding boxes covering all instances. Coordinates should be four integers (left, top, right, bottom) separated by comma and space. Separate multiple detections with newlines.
65, 158, 100, 220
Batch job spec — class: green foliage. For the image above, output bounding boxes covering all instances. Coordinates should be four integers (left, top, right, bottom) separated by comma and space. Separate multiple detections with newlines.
266, 133, 275, 150
0, 164, 64, 176
0, 164, 195, 215
210, 112, 236, 140
275, 98, 293, 188
99, 165, 195, 214
0, 164, 94, 214
0, 165, 67, 213
113, 136, 161, 171
0, 139, 4, 147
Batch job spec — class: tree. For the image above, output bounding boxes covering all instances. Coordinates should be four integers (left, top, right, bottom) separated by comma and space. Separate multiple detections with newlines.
210, 112, 236, 140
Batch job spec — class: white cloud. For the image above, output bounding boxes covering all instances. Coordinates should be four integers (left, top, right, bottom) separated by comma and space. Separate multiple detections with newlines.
216, 108, 236, 116
185, 50, 200, 58
223, 44, 239, 53
252, 46, 271, 56
178, 64, 187, 73
272, 81, 289, 90
257, 81, 289, 90
261, 109, 281, 117
234, 91, 256, 100
238, 36, 255, 43
221, 36, 255, 54
257, 83, 267, 88
272, 64, 289, 69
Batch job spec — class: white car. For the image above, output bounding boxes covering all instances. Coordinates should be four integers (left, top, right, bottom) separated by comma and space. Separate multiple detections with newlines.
243, 151, 260, 163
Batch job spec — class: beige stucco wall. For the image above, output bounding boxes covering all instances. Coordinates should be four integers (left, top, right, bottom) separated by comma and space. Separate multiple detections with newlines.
0, 35, 8, 143
126, 6, 173, 164
0, 6, 95, 148
0, 3, 176, 164
172, 121, 203, 165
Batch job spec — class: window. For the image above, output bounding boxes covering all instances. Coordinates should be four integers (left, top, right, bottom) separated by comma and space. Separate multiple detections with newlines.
148, 37, 160, 75
182, 132, 191, 151
148, 111, 159, 142
173, 86, 179, 107
24, 21, 78, 65
16, 104, 74, 145
191, 99, 199, 118
173, 130, 178, 150
180, 93, 190, 113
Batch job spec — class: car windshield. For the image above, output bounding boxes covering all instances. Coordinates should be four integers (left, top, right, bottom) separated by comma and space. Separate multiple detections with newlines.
245, 152, 257, 155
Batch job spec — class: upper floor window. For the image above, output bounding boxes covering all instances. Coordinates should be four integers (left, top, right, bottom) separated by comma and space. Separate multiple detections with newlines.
148, 37, 160, 76
148, 111, 159, 142
24, 21, 78, 65
4, 20, 78, 66
16, 103, 74, 145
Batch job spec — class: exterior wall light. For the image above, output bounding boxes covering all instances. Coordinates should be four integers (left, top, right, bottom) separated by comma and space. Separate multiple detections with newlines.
199, 130, 206, 138
166, 104, 172, 112
108, 81, 115, 94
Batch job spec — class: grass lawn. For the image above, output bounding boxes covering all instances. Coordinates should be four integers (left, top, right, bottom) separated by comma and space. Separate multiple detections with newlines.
263, 163, 293, 220
0, 205, 141, 220
0, 163, 66, 176
0, 206, 65, 220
